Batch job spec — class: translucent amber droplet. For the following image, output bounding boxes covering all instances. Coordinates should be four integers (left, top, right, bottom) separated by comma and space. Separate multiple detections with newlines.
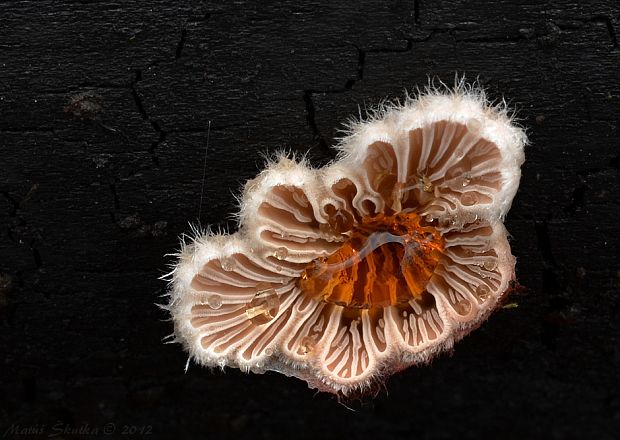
455, 299, 472, 315
460, 192, 477, 206
483, 259, 497, 271
245, 283, 280, 325
421, 175, 434, 193
476, 284, 491, 300
298, 212, 444, 309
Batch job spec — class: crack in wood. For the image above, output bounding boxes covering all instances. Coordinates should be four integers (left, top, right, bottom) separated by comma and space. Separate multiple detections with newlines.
302, 90, 331, 155
586, 15, 619, 48
1, 188, 43, 269
109, 180, 120, 212
301, 40, 420, 155
175, 28, 187, 59
0, 191, 19, 217
130, 70, 166, 167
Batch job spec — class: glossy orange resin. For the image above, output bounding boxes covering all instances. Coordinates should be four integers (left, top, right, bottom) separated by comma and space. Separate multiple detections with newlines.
298, 212, 444, 309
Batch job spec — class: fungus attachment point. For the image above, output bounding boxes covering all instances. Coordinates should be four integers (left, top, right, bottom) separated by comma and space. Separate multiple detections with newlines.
168, 81, 527, 396
298, 212, 444, 309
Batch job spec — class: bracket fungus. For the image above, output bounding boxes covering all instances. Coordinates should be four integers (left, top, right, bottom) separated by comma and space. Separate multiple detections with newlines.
166, 83, 527, 395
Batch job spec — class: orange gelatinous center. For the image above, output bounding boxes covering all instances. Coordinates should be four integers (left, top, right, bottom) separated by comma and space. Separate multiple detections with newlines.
298, 212, 444, 309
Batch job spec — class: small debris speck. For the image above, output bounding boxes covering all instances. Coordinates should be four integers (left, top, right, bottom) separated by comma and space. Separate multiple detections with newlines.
0, 273, 14, 308
64, 91, 103, 119
575, 267, 586, 279
117, 214, 167, 238
502, 302, 519, 309
117, 214, 143, 230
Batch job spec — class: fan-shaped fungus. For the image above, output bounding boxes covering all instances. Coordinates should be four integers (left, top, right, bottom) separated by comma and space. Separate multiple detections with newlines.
166, 83, 527, 395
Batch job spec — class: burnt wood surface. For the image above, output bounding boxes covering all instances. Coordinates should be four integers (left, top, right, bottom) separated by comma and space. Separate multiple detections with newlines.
1, 1, 619, 439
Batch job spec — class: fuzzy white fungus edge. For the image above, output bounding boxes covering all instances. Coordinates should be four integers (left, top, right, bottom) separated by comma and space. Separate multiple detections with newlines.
164, 80, 527, 395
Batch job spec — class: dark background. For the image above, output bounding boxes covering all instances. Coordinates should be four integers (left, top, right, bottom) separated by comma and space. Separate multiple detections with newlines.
1, 1, 619, 439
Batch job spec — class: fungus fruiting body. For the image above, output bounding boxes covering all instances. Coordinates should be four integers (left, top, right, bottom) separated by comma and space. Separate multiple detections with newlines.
166, 83, 527, 395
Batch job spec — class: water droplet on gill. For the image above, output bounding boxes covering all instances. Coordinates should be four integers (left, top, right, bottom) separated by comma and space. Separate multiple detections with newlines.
476, 284, 491, 300
274, 265, 282, 272
460, 172, 472, 187
298, 336, 316, 355
207, 294, 222, 310
466, 118, 483, 134
483, 259, 498, 271
421, 175, 433, 193
455, 299, 472, 315
460, 192, 477, 206
264, 347, 274, 356
425, 214, 434, 223
245, 283, 280, 325
220, 256, 236, 271
273, 247, 288, 260
440, 215, 458, 227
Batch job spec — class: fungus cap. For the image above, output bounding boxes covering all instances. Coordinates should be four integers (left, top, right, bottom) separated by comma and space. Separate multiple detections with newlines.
166, 83, 527, 395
